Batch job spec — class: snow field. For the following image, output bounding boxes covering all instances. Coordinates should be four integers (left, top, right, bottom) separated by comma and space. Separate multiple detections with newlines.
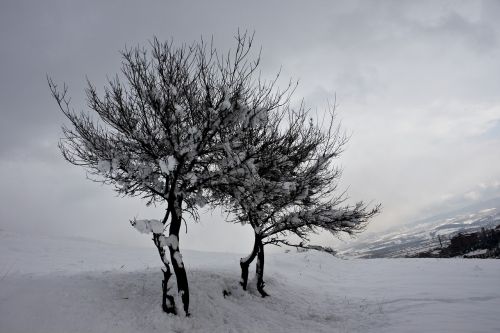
1, 231, 499, 332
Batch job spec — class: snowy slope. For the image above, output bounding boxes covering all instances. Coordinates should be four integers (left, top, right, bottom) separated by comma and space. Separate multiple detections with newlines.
1, 230, 499, 333
342, 205, 500, 258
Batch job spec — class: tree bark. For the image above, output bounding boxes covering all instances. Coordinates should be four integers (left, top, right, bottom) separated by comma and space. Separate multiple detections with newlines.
161, 267, 176, 314
255, 238, 269, 297
153, 234, 176, 314
240, 233, 260, 290
168, 195, 190, 316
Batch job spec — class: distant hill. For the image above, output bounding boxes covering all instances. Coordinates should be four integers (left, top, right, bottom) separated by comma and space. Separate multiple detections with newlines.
340, 198, 500, 258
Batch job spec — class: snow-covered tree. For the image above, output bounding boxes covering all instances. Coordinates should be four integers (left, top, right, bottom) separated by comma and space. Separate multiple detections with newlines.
213, 104, 380, 296
49, 32, 292, 315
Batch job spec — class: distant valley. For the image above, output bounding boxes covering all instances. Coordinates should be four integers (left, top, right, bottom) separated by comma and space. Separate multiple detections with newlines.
340, 197, 500, 258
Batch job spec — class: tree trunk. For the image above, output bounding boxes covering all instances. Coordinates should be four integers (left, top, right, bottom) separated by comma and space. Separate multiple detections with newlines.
255, 238, 269, 297
240, 233, 260, 290
153, 234, 176, 314
168, 196, 190, 316
161, 267, 176, 314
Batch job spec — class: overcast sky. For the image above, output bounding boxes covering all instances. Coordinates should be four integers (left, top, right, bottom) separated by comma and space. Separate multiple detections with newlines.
1, 0, 499, 253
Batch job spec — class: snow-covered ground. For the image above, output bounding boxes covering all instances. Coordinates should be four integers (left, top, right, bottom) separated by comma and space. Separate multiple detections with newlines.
1, 230, 499, 333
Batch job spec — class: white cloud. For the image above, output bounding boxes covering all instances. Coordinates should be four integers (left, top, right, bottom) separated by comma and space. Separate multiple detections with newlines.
1, 0, 500, 249
464, 191, 480, 201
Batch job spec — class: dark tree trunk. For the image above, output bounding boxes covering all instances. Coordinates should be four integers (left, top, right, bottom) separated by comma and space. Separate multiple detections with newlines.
161, 267, 176, 314
153, 234, 176, 314
168, 196, 190, 316
255, 238, 269, 297
240, 233, 260, 290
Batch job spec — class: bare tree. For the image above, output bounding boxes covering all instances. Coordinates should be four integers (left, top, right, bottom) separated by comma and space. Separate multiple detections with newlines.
213, 103, 380, 297
49, 32, 291, 315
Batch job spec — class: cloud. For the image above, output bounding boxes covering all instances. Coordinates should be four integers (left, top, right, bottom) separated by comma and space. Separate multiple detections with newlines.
464, 191, 480, 201
1, 0, 500, 249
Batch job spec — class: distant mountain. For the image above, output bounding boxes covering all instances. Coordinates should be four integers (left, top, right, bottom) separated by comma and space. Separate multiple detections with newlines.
340, 198, 500, 258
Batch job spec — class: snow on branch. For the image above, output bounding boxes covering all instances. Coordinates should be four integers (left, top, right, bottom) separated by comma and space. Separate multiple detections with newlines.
130, 218, 164, 234
277, 240, 337, 256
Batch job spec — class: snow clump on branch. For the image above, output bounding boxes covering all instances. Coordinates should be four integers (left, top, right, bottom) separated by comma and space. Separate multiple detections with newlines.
130, 219, 164, 234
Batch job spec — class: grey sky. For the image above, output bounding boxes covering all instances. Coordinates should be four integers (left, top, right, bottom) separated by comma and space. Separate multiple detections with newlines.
1, 0, 499, 252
